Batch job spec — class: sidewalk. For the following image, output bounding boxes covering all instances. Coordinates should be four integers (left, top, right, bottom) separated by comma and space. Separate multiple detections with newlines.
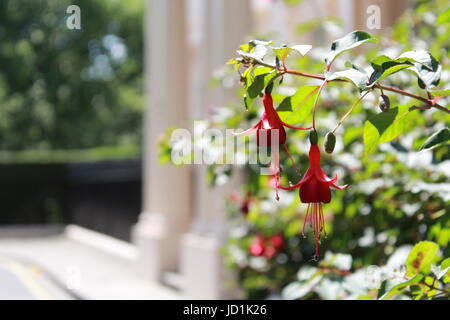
0, 225, 186, 300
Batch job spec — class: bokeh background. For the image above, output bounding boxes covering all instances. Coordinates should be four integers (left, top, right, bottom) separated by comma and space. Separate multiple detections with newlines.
0, 0, 448, 300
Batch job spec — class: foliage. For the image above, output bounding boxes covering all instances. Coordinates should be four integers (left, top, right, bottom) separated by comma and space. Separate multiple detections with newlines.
160, 0, 450, 299
0, 0, 143, 159
281, 241, 449, 300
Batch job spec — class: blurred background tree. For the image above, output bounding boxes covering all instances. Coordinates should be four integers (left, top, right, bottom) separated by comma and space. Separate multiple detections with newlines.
0, 0, 143, 159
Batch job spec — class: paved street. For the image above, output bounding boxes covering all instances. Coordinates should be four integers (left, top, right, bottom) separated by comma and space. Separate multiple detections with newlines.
0, 225, 186, 300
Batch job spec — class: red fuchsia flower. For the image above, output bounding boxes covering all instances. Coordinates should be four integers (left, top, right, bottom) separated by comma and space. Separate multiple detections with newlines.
281, 136, 347, 258
249, 235, 265, 256
233, 91, 310, 199
263, 246, 277, 259
248, 234, 285, 258
268, 234, 284, 250
233, 91, 310, 146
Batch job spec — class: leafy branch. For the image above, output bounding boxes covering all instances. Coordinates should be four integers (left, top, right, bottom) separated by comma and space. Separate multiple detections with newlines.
243, 60, 449, 114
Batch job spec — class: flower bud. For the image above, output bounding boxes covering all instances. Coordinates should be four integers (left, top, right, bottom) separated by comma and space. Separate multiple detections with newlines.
309, 130, 318, 145
324, 132, 336, 154
379, 94, 390, 112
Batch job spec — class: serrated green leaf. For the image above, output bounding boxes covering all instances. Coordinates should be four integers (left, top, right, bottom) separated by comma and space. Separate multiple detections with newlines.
406, 241, 439, 277
277, 86, 319, 125
325, 30, 375, 66
419, 127, 450, 151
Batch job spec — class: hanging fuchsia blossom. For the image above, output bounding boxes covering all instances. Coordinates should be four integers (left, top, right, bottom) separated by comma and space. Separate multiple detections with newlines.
281, 133, 347, 258
233, 91, 310, 146
233, 91, 310, 199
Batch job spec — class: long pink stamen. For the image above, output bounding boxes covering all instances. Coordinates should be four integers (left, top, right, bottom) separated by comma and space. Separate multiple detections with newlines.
302, 204, 310, 237
301, 202, 325, 259
314, 203, 319, 258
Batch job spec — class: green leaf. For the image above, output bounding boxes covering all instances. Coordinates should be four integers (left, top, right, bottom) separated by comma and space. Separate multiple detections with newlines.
440, 258, 450, 283
237, 45, 269, 64
406, 241, 439, 277
419, 127, 450, 151
271, 45, 311, 62
272, 47, 292, 62
363, 106, 411, 154
413, 53, 441, 89
277, 86, 319, 125
368, 51, 440, 87
325, 30, 375, 66
242, 66, 277, 108
430, 89, 450, 96
291, 44, 312, 56
437, 7, 450, 24
379, 274, 424, 300
397, 50, 434, 70
248, 40, 273, 47
368, 55, 412, 86
431, 264, 450, 280
326, 68, 368, 89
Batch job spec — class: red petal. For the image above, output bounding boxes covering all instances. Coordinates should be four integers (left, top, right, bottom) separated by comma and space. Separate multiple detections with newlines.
317, 181, 332, 203
279, 169, 311, 190
232, 120, 261, 136
331, 183, 348, 190
299, 179, 321, 203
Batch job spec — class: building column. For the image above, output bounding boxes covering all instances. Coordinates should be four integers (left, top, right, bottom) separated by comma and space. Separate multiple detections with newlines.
132, 0, 191, 281
180, 0, 252, 299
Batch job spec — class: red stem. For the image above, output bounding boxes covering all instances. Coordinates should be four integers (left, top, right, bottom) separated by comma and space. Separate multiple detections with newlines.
253, 61, 449, 114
